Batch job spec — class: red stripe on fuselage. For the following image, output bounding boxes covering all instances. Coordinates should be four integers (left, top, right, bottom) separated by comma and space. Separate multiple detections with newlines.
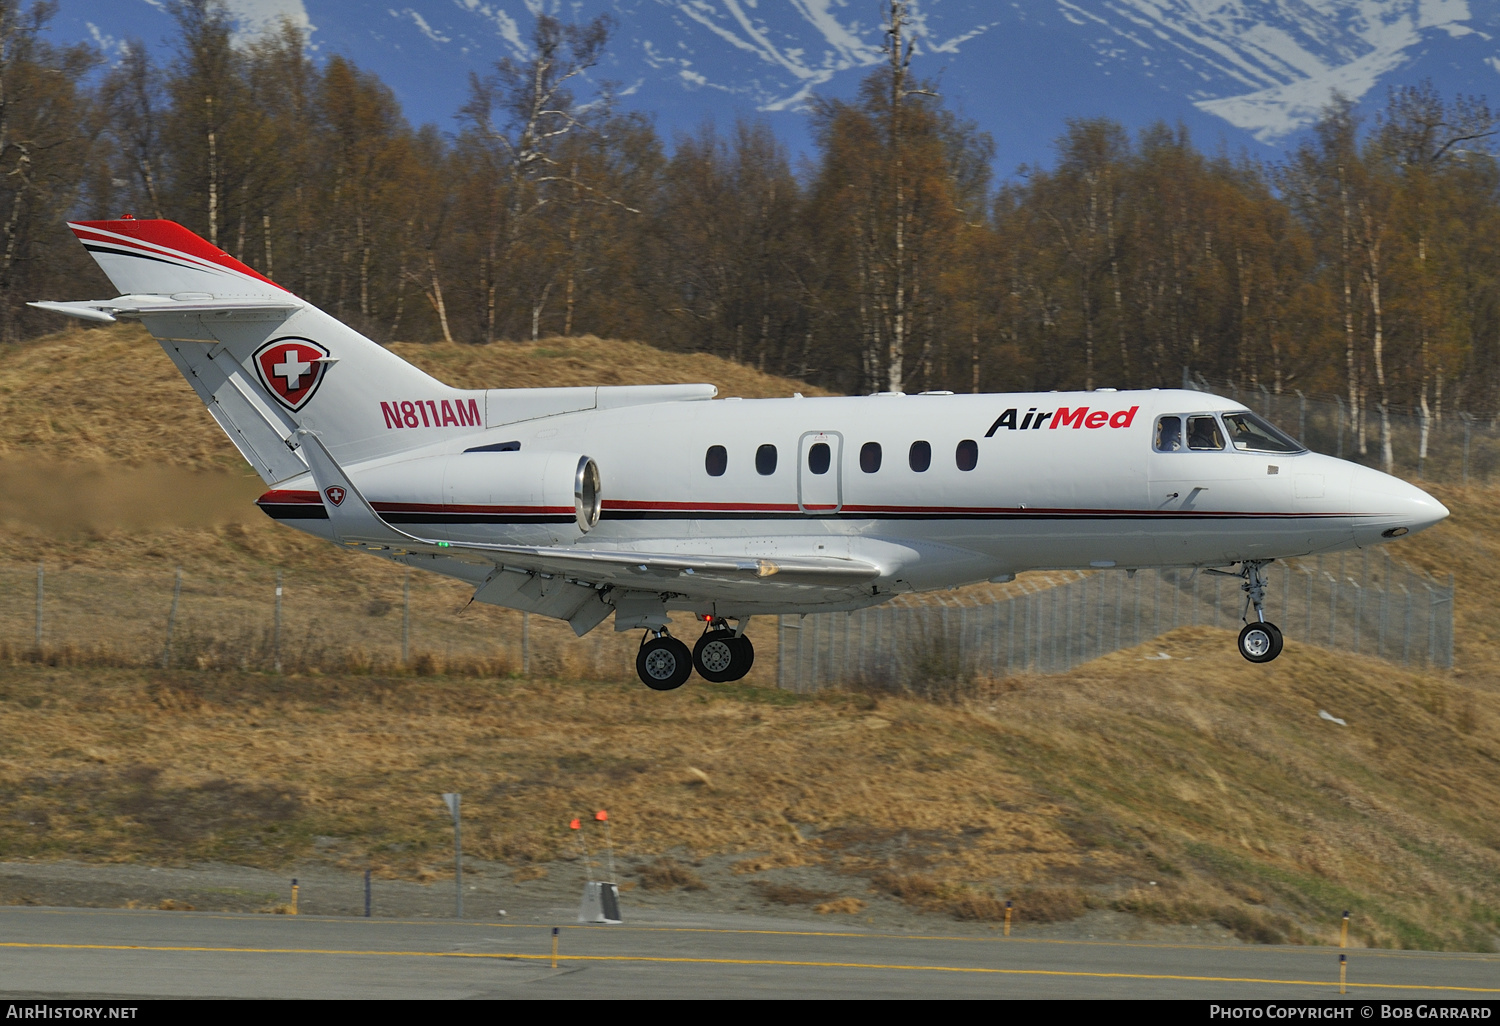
258, 489, 321, 505
256, 490, 1365, 519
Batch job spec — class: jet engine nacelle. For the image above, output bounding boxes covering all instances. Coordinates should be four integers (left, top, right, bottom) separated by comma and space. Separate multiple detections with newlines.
352, 450, 602, 533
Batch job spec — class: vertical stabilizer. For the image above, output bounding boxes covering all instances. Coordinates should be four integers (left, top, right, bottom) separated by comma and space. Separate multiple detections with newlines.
60, 219, 490, 472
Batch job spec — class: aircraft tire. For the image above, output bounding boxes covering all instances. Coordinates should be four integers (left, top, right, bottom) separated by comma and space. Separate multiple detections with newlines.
1238, 621, 1283, 663
638, 636, 693, 690
692, 630, 739, 683
722, 636, 755, 681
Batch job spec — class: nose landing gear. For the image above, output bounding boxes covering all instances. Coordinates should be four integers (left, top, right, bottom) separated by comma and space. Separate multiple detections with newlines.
1232, 560, 1283, 663
1238, 620, 1283, 663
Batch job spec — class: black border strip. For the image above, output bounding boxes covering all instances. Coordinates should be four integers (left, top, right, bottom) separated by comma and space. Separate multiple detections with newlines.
81, 243, 201, 271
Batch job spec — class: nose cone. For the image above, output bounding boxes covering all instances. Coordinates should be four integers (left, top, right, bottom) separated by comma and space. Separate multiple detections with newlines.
1349, 465, 1450, 546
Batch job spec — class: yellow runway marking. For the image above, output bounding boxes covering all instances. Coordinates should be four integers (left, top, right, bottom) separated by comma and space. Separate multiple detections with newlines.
14, 909, 1500, 964
3, 941, 1498, 992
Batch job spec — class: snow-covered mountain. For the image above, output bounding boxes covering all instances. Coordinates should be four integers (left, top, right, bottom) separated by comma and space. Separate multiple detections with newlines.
54, 0, 1500, 173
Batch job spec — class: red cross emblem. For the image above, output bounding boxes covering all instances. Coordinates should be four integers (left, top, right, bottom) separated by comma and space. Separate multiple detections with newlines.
324, 486, 346, 507
254, 337, 330, 411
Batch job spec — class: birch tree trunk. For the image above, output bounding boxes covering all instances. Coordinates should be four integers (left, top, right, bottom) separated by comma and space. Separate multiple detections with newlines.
1338, 163, 1363, 455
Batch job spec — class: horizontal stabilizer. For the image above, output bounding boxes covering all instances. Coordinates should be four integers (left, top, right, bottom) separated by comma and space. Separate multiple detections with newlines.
28, 296, 301, 325
26, 301, 118, 323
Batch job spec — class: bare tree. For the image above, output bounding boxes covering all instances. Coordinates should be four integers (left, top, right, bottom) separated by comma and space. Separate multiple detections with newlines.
881, 0, 936, 393
458, 12, 618, 342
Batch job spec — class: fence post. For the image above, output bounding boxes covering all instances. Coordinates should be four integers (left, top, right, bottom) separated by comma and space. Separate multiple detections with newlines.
1023, 589, 1032, 673
1297, 390, 1306, 443
1281, 562, 1291, 633
1461, 413, 1474, 486
776, 615, 785, 689
1379, 576, 1388, 660
521, 611, 530, 677
1306, 565, 1314, 640
1115, 573, 1123, 653
274, 570, 283, 674
402, 570, 411, 665
991, 598, 1001, 675
1350, 580, 1362, 654
796, 613, 805, 693
1440, 573, 1452, 669
1335, 395, 1345, 458
34, 561, 43, 653
1051, 582, 1060, 672
162, 568, 183, 669
1427, 584, 1438, 668
1327, 574, 1338, 649
1400, 585, 1412, 666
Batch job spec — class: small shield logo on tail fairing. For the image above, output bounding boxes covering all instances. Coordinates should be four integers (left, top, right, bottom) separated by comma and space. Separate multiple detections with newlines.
325, 486, 346, 506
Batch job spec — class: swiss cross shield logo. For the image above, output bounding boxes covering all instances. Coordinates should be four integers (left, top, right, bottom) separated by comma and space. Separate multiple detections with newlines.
324, 486, 346, 507
253, 337, 330, 412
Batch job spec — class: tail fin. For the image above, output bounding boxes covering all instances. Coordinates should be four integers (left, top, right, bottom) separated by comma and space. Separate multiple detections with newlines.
45, 219, 489, 481
70, 218, 288, 298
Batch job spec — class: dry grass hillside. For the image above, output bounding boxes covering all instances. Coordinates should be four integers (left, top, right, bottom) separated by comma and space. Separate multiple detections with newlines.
0, 323, 831, 573
0, 322, 1496, 949
0, 323, 827, 471
0, 629, 1495, 949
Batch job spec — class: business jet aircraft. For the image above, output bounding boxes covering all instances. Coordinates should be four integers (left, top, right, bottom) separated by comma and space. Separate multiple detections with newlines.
34, 218, 1449, 687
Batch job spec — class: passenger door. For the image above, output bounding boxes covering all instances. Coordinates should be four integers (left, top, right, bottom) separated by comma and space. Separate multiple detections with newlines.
797, 431, 843, 514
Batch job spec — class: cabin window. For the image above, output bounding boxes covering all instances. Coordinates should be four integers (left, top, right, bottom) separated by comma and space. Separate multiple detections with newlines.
1187, 415, 1225, 451
755, 443, 778, 475
1223, 412, 1305, 454
1154, 416, 1182, 452
955, 439, 978, 471
860, 442, 882, 473
909, 440, 932, 472
705, 445, 727, 477
807, 442, 831, 475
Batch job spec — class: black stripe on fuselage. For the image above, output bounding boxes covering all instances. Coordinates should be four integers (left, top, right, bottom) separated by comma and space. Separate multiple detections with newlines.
260, 505, 1365, 526
600, 510, 1364, 522
258, 503, 328, 520
381, 512, 576, 525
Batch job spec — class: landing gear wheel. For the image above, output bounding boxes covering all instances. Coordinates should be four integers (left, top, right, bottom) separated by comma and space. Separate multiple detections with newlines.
726, 636, 755, 681
693, 629, 755, 683
1238, 621, 1283, 663
637, 635, 693, 690
693, 630, 739, 683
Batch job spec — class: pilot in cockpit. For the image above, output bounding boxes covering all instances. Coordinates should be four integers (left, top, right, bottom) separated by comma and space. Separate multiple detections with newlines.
1155, 416, 1182, 452
1187, 415, 1224, 450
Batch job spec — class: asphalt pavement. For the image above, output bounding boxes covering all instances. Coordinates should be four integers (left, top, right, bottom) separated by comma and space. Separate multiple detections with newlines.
2, 906, 1498, 999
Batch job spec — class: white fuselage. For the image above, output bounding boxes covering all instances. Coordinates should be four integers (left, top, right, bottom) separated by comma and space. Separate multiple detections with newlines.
260, 388, 1448, 619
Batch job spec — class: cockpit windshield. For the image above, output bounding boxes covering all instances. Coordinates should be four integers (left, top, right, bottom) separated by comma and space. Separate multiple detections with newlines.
1222, 411, 1306, 454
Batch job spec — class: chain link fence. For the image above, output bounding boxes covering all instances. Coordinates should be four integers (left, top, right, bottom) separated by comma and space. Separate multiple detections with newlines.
1, 548, 1454, 690
1191, 372, 1499, 485
0, 561, 669, 683
775, 552, 1454, 693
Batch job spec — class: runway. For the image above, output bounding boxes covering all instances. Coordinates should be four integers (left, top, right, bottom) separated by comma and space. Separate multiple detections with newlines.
2, 907, 1498, 999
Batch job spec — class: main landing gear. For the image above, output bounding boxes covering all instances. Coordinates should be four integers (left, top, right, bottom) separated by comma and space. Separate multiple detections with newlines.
1231, 560, 1283, 664
692, 620, 754, 683
634, 620, 755, 690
